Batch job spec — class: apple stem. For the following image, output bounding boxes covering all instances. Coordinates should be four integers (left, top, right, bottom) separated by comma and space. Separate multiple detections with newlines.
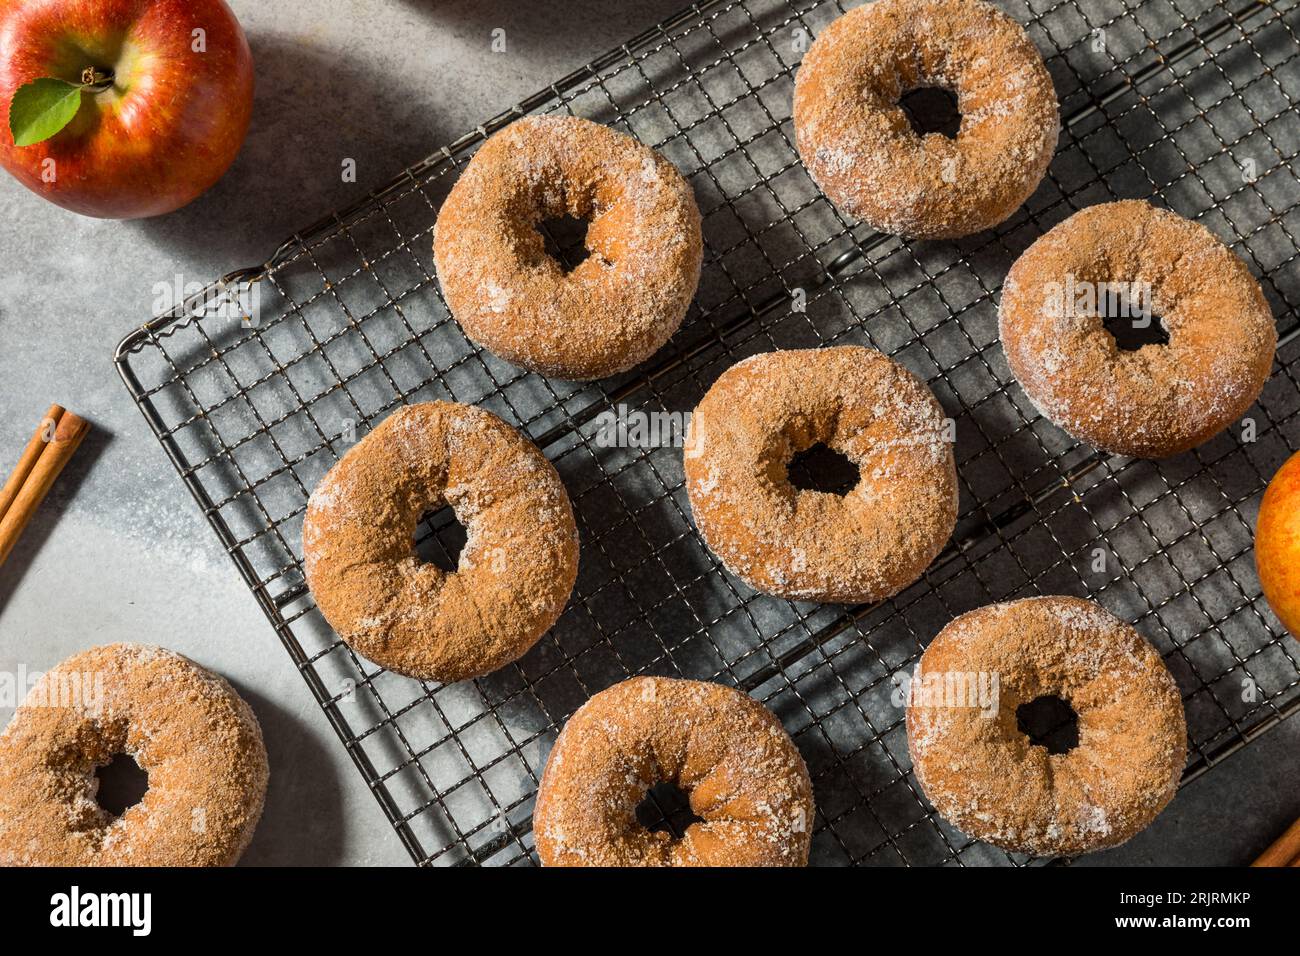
79, 66, 114, 92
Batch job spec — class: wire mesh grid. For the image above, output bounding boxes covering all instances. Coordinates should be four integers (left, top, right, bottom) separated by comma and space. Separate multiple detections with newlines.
114, 0, 1300, 866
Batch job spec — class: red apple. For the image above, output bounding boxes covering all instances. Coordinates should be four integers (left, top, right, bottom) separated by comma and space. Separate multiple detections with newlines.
1256, 449, 1300, 637
0, 0, 253, 219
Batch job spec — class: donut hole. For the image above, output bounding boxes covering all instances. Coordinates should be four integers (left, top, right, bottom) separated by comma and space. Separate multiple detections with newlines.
787, 442, 860, 496
899, 86, 961, 139
1103, 306, 1170, 352
94, 753, 149, 817
412, 505, 467, 573
537, 214, 593, 273
1016, 694, 1080, 755
635, 781, 704, 838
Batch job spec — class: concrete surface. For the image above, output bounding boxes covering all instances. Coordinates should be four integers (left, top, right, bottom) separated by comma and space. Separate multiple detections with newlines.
0, 0, 1296, 867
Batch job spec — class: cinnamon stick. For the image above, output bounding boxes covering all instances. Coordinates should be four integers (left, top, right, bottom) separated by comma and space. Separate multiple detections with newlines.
0, 403, 63, 523
1252, 815, 1300, 866
0, 409, 88, 568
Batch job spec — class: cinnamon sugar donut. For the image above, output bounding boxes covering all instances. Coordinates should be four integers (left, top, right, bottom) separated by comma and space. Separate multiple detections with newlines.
684, 346, 958, 603
907, 597, 1186, 856
999, 201, 1277, 458
303, 401, 579, 682
433, 116, 703, 381
534, 677, 814, 866
0, 644, 268, 866
793, 0, 1059, 239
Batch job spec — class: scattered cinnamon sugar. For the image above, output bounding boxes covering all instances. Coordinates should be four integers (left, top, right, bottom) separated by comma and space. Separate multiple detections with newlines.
998, 200, 1277, 458
433, 115, 704, 381
684, 346, 958, 604
792, 0, 1059, 238
0, 643, 268, 866
533, 676, 815, 866
302, 401, 579, 683
906, 596, 1187, 857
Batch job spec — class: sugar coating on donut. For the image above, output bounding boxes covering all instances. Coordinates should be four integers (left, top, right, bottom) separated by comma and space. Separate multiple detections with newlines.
998, 200, 1276, 458
793, 0, 1059, 238
0, 643, 268, 866
685, 346, 958, 603
303, 401, 579, 682
434, 115, 703, 380
533, 676, 815, 866
906, 596, 1187, 856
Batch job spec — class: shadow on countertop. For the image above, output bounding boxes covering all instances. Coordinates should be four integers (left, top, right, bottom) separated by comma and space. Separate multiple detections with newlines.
131, 0, 689, 271
1077, 712, 1300, 866
237, 685, 348, 867
131, 33, 452, 270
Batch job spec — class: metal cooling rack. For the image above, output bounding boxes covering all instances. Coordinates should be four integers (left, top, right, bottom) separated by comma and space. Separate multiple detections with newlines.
115, 0, 1300, 866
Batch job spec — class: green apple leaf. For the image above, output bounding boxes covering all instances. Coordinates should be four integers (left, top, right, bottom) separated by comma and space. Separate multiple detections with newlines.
9, 78, 84, 147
